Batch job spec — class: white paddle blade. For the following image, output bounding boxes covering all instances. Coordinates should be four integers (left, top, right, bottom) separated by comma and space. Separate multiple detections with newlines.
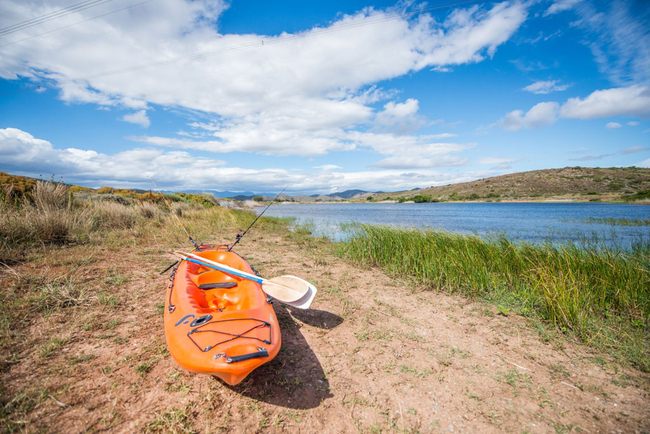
263, 276, 310, 302
268, 276, 317, 310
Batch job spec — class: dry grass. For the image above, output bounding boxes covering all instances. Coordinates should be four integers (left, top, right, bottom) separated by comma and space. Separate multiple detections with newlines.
0, 181, 188, 262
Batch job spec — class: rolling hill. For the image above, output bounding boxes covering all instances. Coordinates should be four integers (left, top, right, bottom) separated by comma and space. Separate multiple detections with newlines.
374, 167, 650, 203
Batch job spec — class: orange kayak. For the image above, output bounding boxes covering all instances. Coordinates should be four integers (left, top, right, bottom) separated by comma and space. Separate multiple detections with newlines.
163, 246, 281, 386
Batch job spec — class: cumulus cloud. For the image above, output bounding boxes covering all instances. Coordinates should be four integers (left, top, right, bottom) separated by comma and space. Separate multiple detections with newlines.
121, 110, 150, 128
605, 122, 622, 129
639, 159, 650, 168
498, 101, 560, 131
374, 99, 426, 134
499, 85, 650, 131
133, 128, 474, 168
0, 127, 227, 187
522, 80, 570, 94
0, 127, 484, 193
0, 0, 528, 158
560, 85, 650, 119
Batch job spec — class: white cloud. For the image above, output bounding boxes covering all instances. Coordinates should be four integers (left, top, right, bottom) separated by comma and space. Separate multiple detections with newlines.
544, 0, 582, 16
638, 159, 650, 168
0, 0, 528, 158
133, 128, 474, 168
314, 164, 341, 171
374, 99, 426, 134
498, 101, 560, 131
627, 121, 639, 126
560, 85, 650, 119
0, 127, 486, 193
121, 110, 150, 128
428, 133, 458, 139
0, 127, 227, 187
499, 85, 650, 131
522, 80, 570, 94
566, 1, 650, 86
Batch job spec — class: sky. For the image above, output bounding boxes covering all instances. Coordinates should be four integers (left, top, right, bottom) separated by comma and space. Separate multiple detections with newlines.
0, 0, 649, 194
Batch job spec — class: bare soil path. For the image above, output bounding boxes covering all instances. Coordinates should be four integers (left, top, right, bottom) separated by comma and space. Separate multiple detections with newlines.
1, 228, 648, 433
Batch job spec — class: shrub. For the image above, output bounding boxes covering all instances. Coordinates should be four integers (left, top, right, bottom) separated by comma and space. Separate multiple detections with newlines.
412, 194, 439, 203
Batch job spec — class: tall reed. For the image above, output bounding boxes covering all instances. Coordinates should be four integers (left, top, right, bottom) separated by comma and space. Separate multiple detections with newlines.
338, 225, 650, 370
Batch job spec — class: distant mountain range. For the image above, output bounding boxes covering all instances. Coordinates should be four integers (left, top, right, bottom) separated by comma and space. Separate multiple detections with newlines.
184, 190, 278, 199
187, 188, 381, 201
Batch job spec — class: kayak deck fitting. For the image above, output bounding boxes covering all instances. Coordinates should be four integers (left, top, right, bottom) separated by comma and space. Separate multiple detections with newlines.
163, 246, 281, 386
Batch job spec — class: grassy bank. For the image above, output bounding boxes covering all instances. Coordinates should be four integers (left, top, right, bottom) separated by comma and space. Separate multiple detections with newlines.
0, 181, 255, 263
337, 224, 650, 371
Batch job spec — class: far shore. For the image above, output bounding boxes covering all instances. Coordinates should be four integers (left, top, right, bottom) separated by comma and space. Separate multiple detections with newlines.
247, 198, 650, 206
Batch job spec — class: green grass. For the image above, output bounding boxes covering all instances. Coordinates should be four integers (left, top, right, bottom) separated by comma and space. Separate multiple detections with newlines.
337, 224, 650, 371
580, 217, 650, 226
145, 408, 194, 433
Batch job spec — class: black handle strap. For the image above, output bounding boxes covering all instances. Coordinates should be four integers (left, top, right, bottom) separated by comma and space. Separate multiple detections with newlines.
226, 349, 268, 364
199, 282, 237, 290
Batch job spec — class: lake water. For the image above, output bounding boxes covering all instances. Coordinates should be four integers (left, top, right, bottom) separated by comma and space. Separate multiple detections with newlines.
256, 202, 650, 247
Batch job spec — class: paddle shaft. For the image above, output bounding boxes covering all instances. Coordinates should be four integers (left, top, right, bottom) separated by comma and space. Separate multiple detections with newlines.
177, 251, 311, 303
182, 257, 264, 284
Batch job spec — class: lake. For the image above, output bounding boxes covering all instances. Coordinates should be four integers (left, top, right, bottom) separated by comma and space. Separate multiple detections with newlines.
256, 202, 650, 247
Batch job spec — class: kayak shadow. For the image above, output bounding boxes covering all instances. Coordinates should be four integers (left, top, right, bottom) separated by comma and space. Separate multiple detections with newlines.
225, 302, 337, 409
286, 307, 344, 330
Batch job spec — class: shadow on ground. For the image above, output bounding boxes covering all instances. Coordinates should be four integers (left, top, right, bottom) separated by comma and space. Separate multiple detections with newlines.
286, 307, 344, 330
221, 302, 342, 409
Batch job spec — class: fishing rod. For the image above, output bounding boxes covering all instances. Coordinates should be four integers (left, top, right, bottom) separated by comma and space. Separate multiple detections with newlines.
148, 176, 200, 251
228, 186, 287, 252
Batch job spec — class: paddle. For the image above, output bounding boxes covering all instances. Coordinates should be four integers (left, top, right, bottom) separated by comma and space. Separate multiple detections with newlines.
174, 251, 317, 309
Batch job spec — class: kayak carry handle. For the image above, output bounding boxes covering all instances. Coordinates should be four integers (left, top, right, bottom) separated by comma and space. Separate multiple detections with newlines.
198, 282, 238, 290
226, 348, 269, 364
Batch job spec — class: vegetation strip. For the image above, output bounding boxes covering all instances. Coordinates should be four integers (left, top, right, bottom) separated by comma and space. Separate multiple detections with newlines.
337, 224, 650, 371
579, 217, 650, 226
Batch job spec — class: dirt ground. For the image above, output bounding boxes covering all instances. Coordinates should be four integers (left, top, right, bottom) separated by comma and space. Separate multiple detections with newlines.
1, 227, 649, 433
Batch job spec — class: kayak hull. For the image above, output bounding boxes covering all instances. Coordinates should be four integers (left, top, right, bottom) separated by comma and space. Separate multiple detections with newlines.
163, 246, 281, 386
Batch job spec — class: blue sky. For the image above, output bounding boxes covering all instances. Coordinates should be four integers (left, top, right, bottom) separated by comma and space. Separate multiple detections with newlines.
0, 0, 649, 194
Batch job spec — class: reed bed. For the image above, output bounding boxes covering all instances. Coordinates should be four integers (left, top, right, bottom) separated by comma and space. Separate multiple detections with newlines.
580, 217, 650, 226
338, 224, 650, 370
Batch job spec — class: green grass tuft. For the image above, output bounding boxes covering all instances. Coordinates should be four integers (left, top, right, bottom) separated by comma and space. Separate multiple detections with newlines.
337, 224, 650, 371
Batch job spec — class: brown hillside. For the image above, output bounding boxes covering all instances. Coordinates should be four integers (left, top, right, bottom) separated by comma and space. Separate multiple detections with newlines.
0, 171, 39, 195
380, 167, 650, 202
